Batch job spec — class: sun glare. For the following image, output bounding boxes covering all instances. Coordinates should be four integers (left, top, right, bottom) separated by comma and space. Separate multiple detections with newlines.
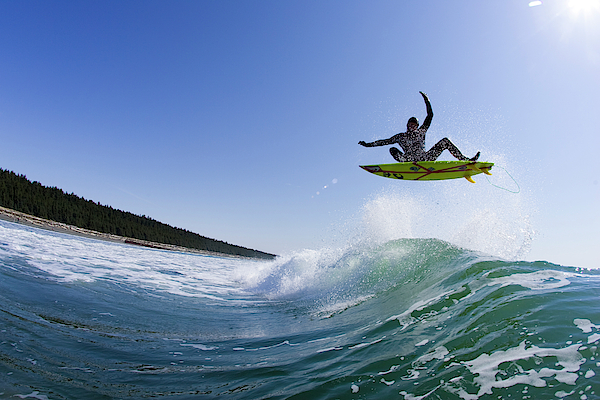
567, 0, 600, 16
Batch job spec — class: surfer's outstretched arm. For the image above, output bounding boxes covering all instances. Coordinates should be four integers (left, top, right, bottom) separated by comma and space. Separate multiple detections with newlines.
358, 135, 399, 147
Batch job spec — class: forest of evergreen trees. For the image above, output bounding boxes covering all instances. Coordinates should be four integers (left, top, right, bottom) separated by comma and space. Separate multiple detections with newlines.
0, 168, 276, 259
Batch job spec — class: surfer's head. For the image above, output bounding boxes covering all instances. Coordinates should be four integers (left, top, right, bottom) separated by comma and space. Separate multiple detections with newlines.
407, 117, 419, 131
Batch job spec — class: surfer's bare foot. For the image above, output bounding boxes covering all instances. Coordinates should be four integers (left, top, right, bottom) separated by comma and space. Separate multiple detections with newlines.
469, 152, 480, 162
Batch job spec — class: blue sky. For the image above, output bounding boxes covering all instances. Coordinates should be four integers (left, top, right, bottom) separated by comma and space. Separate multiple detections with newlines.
1, 0, 598, 267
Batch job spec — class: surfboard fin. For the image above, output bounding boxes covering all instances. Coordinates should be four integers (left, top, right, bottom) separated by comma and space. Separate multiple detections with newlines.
465, 175, 476, 183
482, 169, 492, 175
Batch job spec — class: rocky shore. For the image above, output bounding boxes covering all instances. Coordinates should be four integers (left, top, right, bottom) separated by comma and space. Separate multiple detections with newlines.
0, 205, 252, 259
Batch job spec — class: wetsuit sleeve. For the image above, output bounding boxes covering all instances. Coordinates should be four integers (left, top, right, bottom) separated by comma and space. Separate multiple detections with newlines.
420, 91, 433, 130
362, 135, 398, 147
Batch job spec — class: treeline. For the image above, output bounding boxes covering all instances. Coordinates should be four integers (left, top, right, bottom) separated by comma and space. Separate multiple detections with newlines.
0, 168, 276, 259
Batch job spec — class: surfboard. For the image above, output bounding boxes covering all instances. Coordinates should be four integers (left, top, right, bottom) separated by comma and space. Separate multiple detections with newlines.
359, 161, 493, 183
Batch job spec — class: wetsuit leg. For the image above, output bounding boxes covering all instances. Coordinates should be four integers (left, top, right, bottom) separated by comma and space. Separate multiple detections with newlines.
425, 138, 478, 161
390, 147, 407, 162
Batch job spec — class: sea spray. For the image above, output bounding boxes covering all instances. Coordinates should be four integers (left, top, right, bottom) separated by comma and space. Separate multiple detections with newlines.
357, 180, 534, 260
236, 182, 533, 304
361, 191, 419, 244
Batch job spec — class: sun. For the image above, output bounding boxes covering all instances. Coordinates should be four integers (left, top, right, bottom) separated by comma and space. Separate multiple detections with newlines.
567, 0, 600, 17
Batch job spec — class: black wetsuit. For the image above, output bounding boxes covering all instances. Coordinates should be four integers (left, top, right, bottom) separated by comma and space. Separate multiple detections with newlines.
359, 92, 478, 162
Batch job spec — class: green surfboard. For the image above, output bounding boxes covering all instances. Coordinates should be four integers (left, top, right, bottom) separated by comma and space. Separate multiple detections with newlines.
359, 161, 493, 183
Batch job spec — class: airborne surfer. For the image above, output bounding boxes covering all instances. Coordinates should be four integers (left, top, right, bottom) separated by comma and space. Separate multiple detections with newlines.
358, 91, 480, 162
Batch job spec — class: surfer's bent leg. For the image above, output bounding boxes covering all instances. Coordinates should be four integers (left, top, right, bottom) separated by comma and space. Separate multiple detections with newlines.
390, 147, 407, 162
425, 138, 479, 161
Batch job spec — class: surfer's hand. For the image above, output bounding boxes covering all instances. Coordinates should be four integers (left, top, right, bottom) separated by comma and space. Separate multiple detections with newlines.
358, 141, 368, 147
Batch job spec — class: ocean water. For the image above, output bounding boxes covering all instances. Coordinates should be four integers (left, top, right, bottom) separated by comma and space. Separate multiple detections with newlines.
1, 192, 599, 399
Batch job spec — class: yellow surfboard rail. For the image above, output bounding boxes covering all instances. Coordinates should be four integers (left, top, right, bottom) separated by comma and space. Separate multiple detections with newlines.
359, 161, 494, 183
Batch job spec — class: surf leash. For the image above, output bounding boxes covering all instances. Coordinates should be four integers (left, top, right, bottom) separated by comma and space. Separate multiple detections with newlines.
485, 165, 520, 193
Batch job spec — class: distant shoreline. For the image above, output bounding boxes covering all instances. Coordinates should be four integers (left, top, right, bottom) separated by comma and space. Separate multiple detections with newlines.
0, 206, 261, 260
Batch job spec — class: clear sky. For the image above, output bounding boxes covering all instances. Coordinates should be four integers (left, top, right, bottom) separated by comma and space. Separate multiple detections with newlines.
1, 0, 598, 267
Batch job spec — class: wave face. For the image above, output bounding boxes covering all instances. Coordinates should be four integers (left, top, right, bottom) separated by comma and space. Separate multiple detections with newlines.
1, 219, 599, 399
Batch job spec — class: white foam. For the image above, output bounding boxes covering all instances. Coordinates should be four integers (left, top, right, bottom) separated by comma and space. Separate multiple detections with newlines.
0, 221, 257, 300
555, 390, 575, 398
588, 334, 600, 344
380, 378, 395, 386
317, 346, 343, 353
573, 318, 600, 344
585, 369, 596, 378
14, 392, 50, 400
180, 343, 218, 351
378, 365, 400, 375
462, 341, 584, 397
235, 245, 350, 298
387, 289, 455, 329
348, 336, 385, 350
236, 340, 301, 352
487, 270, 573, 290
416, 346, 449, 364
574, 319, 600, 334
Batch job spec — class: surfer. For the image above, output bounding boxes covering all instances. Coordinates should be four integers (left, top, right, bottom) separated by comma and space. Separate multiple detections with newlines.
358, 92, 480, 162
